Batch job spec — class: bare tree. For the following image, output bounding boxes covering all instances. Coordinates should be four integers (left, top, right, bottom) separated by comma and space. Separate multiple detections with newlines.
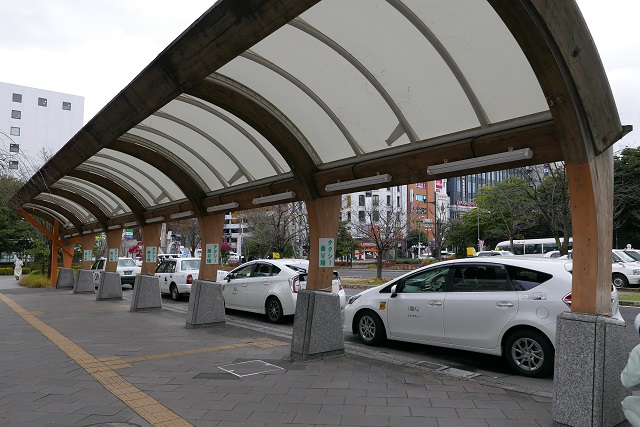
169, 219, 201, 256
350, 204, 407, 279
243, 203, 309, 258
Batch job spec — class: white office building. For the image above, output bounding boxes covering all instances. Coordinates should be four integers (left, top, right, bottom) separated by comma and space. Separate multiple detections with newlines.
0, 82, 84, 175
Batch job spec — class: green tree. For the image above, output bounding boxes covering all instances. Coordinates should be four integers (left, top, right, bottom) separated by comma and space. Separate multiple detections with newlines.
614, 147, 640, 246
336, 221, 358, 261
0, 176, 34, 257
474, 177, 535, 253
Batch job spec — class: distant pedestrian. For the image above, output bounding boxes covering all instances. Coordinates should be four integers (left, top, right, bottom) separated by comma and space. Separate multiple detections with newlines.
622, 314, 640, 426
13, 257, 23, 280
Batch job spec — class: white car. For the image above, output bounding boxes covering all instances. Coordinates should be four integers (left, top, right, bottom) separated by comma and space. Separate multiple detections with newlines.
612, 250, 640, 288
154, 257, 201, 300
477, 250, 515, 257
221, 259, 346, 323
344, 257, 621, 378
90, 257, 141, 287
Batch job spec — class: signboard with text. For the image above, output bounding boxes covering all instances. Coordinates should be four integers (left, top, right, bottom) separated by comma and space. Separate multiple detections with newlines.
145, 247, 157, 263
206, 243, 219, 265
108, 248, 118, 262
319, 238, 335, 268
83, 250, 92, 262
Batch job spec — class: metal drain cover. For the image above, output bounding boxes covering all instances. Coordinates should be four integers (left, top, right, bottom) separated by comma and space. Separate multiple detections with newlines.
218, 359, 284, 377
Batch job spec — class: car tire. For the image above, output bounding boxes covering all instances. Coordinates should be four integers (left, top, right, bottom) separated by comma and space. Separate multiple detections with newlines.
356, 310, 386, 346
613, 273, 628, 288
266, 297, 284, 323
170, 283, 180, 301
504, 329, 554, 378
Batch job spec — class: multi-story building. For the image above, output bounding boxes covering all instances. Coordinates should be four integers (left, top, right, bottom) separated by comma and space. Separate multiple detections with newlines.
0, 82, 84, 174
341, 186, 408, 259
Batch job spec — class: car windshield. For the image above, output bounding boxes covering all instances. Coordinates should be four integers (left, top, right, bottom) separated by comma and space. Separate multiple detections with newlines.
181, 260, 200, 270
614, 251, 636, 263
118, 258, 137, 267
625, 251, 640, 261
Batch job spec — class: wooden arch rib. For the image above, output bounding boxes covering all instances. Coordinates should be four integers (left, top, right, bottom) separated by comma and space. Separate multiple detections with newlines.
28, 200, 84, 235
67, 170, 147, 225
187, 78, 320, 201
46, 188, 110, 229
108, 139, 207, 217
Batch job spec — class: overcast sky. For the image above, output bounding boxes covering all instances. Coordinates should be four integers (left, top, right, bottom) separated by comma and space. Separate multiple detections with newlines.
1, 1, 637, 150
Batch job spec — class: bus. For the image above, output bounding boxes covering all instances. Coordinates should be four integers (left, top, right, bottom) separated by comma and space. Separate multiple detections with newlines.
494, 237, 573, 256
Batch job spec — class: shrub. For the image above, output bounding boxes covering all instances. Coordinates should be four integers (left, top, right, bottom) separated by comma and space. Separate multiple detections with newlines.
20, 274, 51, 288
0, 268, 12, 275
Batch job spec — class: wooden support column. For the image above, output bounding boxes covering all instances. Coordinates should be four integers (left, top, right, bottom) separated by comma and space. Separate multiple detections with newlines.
198, 213, 226, 281
141, 223, 162, 275
566, 149, 614, 315
104, 229, 122, 272
80, 234, 96, 270
305, 196, 341, 291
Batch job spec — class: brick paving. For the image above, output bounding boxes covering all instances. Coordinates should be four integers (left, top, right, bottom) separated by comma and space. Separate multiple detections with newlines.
0, 283, 554, 427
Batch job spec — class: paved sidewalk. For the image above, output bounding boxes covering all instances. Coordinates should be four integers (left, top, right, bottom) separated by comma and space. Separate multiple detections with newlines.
0, 283, 554, 427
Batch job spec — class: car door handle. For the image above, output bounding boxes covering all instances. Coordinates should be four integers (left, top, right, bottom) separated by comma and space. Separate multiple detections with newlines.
263, 282, 269, 286
427, 300, 442, 306
241, 284, 247, 287
496, 301, 514, 308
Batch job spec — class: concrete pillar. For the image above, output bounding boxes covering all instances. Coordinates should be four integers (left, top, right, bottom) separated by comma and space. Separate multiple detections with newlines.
141, 223, 162, 275
291, 196, 344, 361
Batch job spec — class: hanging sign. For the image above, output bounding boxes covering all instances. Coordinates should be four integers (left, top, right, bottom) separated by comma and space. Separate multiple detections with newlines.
206, 243, 219, 265
319, 238, 335, 268
145, 246, 157, 263
108, 248, 118, 262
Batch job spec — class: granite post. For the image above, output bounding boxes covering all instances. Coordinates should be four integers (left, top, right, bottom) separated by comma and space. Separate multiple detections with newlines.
290, 290, 344, 361
185, 280, 226, 329
553, 312, 630, 426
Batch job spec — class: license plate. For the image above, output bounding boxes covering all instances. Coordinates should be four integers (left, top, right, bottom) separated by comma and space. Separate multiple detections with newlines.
123, 271, 132, 275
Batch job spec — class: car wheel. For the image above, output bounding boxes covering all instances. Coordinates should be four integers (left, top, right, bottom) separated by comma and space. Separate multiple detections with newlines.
266, 297, 284, 323
504, 329, 554, 378
356, 310, 385, 346
612, 273, 628, 288
170, 284, 180, 301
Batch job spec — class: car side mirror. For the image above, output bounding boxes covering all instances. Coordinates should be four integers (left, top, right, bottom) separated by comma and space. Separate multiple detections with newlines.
391, 284, 398, 298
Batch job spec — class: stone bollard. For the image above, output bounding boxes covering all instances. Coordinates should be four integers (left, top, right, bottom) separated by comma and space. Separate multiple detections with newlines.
130, 275, 161, 312
185, 280, 226, 329
96, 271, 123, 300
73, 270, 95, 294
56, 268, 75, 289
290, 290, 344, 361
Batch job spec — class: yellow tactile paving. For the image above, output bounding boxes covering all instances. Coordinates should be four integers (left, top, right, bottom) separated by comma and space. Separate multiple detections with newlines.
0, 293, 193, 427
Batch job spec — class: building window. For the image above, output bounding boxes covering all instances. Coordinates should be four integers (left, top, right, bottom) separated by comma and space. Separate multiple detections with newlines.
38, 97, 47, 107
346, 195, 351, 207
10, 127, 20, 136
397, 196, 400, 206
12, 93, 22, 103
358, 211, 365, 222
62, 101, 71, 111
347, 212, 351, 222
416, 194, 427, 202
387, 195, 391, 206
372, 210, 380, 222
373, 195, 379, 206
365, 191, 372, 197
11, 110, 21, 119
358, 195, 365, 206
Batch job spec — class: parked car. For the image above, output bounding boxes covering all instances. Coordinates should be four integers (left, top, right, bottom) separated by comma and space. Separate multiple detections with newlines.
476, 250, 515, 257
624, 249, 640, 262
612, 250, 640, 288
154, 257, 200, 300
90, 257, 142, 287
220, 259, 345, 323
344, 257, 622, 378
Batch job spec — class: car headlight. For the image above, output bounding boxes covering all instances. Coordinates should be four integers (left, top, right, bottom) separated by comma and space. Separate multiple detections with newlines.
347, 294, 361, 305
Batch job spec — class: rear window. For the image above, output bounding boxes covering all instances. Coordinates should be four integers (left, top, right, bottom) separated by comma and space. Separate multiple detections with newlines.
181, 260, 200, 270
505, 265, 552, 291
118, 258, 137, 267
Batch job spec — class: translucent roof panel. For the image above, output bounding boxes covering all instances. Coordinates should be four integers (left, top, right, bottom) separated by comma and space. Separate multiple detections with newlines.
54, 179, 128, 217
35, 194, 95, 224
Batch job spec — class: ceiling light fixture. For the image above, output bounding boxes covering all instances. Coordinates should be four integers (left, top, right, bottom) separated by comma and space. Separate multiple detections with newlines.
169, 211, 194, 220
325, 173, 392, 192
145, 216, 165, 224
123, 221, 138, 227
252, 191, 296, 205
206, 202, 239, 213
427, 148, 533, 175
107, 225, 121, 230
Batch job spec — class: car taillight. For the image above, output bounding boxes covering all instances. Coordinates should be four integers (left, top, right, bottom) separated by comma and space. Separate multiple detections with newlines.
289, 276, 300, 293
563, 292, 571, 308
338, 274, 343, 291
187, 274, 193, 285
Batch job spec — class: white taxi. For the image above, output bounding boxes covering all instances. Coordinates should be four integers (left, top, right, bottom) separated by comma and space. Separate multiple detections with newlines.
154, 257, 200, 300
344, 257, 622, 378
